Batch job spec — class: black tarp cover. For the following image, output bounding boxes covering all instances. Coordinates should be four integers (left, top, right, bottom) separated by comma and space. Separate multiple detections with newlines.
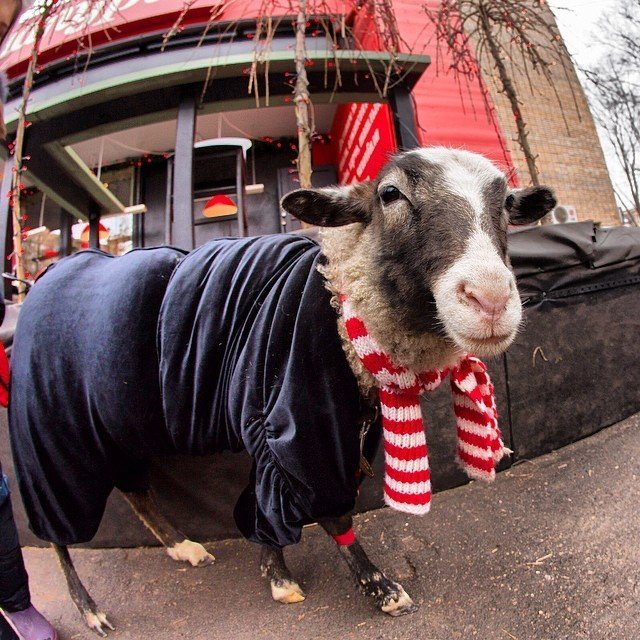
502, 222, 640, 459
509, 221, 640, 301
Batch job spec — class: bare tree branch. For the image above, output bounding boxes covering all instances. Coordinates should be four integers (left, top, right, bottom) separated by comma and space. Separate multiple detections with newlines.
584, 0, 640, 221
423, 0, 579, 199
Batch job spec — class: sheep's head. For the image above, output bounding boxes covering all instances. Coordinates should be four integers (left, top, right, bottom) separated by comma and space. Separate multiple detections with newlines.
281, 147, 556, 359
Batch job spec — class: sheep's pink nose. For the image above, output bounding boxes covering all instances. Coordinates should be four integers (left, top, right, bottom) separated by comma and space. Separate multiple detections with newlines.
462, 284, 510, 319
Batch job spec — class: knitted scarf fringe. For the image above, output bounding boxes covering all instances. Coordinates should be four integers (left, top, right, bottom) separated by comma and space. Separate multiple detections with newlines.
342, 297, 510, 516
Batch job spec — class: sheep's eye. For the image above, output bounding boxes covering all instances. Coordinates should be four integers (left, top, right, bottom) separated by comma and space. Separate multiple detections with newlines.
505, 194, 515, 211
379, 185, 402, 205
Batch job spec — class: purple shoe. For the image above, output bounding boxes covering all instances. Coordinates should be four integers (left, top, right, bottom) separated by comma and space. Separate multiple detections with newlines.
1, 605, 58, 640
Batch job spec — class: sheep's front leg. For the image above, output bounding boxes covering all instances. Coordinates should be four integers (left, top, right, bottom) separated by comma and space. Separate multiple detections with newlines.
320, 515, 417, 617
260, 546, 306, 603
122, 489, 215, 567
53, 543, 114, 636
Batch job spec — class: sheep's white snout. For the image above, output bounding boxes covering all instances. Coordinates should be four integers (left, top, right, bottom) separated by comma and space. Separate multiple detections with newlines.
460, 282, 511, 322
433, 229, 522, 356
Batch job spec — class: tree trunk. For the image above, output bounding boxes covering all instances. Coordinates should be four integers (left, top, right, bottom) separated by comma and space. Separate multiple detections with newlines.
11, 0, 57, 301
294, 0, 313, 193
478, 5, 540, 189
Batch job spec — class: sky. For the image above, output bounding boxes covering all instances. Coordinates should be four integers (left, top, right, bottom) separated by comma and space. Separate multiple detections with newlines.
548, 0, 632, 211
548, 0, 610, 66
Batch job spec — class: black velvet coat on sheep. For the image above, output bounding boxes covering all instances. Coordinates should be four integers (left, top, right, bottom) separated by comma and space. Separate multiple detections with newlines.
9, 235, 374, 547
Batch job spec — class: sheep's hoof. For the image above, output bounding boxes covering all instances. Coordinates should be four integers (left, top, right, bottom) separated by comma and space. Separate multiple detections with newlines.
380, 585, 418, 617
270, 578, 306, 604
167, 539, 216, 567
358, 572, 417, 617
83, 609, 115, 637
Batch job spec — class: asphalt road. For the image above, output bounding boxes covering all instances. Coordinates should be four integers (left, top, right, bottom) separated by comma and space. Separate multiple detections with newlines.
23, 413, 640, 640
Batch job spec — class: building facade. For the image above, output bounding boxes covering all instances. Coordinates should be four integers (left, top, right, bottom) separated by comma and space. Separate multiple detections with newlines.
0, 0, 619, 287
477, 2, 619, 226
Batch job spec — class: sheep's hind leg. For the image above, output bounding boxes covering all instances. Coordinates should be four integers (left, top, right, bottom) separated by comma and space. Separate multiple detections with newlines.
122, 489, 215, 567
260, 546, 306, 604
320, 515, 417, 617
53, 543, 114, 637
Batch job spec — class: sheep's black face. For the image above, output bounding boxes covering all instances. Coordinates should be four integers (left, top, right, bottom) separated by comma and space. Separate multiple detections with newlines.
281, 147, 556, 358
370, 149, 518, 353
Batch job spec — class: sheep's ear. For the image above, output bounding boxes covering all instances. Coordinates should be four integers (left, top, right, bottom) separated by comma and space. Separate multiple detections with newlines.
506, 186, 557, 225
281, 182, 374, 227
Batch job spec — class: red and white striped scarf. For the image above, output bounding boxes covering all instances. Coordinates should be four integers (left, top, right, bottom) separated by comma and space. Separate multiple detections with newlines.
342, 298, 509, 515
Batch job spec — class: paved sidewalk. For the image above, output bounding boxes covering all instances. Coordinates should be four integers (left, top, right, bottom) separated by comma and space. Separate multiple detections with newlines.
23, 414, 640, 640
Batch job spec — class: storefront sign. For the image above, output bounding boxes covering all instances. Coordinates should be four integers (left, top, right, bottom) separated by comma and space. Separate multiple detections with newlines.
0, 0, 227, 73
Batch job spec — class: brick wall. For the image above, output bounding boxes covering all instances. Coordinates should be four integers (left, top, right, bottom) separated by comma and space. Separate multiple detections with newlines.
474, 4, 619, 226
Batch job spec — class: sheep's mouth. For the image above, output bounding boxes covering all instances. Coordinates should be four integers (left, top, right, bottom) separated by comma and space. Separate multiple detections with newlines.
474, 333, 513, 346
451, 330, 516, 356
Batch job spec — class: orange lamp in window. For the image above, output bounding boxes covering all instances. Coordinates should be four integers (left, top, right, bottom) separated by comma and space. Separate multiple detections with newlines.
80, 222, 109, 242
80, 222, 109, 249
203, 194, 237, 218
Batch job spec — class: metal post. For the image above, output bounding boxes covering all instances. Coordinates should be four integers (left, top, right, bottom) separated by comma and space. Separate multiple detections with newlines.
388, 85, 420, 151
171, 92, 197, 250
235, 148, 248, 237
132, 164, 144, 248
59, 209, 72, 257
89, 211, 100, 249
165, 156, 174, 245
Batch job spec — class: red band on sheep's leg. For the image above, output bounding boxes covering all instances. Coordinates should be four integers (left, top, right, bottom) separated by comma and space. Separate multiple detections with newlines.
332, 528, 356, 546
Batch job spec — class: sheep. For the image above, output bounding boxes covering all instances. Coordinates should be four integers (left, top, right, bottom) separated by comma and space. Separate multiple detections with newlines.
7, 147, 556, 635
